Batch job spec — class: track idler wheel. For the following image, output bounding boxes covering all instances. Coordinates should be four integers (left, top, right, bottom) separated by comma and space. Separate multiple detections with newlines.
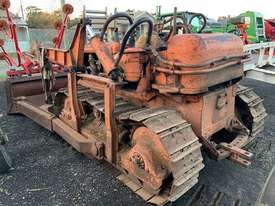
0, 0, 10, 10
120, 127, 170, 194
0, 20, 8, 31
63, 4, 74, 15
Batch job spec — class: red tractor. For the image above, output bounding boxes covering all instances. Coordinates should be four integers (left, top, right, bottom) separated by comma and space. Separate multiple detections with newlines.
265, 19, 275, 41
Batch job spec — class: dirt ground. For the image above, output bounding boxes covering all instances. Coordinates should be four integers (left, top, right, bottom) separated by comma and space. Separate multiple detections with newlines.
0, 78, 274, 206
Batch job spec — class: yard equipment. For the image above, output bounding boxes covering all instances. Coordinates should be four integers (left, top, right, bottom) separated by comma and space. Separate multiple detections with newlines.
238, 11, 266, 43
204, 11, 267, 44
155, 7, 207, 36
52, 4, 74, 49
0, 0, 38, 77
228, 16, 251, 44
5, 11, 267, 205
0, 0, 73, 77
265, 19, 275, 41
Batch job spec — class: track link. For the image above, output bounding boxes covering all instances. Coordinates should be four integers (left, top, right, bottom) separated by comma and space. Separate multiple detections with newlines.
58, 87, 204, 204
236, 85, 267, 141
122, 108, 204, 203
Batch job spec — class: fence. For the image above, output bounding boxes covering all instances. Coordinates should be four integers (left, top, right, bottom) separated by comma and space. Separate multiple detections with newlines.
29, 28, 75, 49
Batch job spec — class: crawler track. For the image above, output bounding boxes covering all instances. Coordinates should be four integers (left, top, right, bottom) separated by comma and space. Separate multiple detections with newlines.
236, 85, 267, 142
119, 108, 204, 203
1, 79, 273, 206
58, 86, 204, 204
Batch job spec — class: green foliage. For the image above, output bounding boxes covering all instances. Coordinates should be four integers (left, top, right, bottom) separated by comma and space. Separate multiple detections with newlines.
26, 6, 62, 28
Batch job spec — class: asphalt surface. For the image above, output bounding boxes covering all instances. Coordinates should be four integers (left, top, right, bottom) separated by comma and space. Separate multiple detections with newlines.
0, 78, 274, 206
258, 166, 275, 205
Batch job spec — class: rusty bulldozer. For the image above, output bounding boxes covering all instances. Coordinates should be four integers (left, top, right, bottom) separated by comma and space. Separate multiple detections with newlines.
5, 8, 267, 205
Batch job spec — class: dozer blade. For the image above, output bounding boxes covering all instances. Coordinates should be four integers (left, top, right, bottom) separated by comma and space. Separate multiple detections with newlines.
5, 74, 67, 114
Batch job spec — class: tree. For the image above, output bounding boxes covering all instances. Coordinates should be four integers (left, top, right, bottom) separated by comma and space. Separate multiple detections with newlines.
26, 6, 62, 28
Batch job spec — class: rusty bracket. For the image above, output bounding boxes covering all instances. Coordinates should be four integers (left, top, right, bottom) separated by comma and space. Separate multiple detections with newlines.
219, 143, 253, 167
77, 74, 126, 164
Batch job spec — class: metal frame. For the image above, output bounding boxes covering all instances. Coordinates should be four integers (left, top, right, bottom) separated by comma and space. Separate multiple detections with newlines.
44, 21, 121, 163
244, 42, 275, 67
244, 42, 275, 85
77, 74, 119, 163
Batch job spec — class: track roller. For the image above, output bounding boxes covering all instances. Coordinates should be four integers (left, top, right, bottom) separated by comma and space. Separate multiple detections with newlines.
56, 87, 204, 204
119, 108, 204, 203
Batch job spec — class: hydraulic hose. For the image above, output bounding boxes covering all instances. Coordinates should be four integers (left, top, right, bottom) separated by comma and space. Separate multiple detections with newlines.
100, 12, 133, 41
114, 17, 153, 67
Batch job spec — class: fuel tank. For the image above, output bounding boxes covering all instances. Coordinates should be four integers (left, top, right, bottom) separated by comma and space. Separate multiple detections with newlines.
164, 33, 244, 65
154, 33, 245, 94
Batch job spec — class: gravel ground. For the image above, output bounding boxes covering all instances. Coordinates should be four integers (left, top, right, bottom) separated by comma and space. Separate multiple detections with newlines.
0, 80, 146, 206
0, 78, 274, 206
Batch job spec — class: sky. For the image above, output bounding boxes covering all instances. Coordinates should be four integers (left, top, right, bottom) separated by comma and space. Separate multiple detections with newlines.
10, 0, 275, 20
